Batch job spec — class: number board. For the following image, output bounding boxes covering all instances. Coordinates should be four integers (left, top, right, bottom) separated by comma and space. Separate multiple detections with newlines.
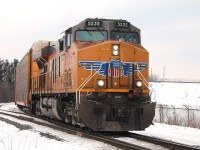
115, 22, 130, 28
86, 21, 102, 27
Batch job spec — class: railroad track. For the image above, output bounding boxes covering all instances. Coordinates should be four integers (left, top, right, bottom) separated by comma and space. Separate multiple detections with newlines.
101, 132, 200, 150
124, 132, 200, 150
0, 109, 199, 150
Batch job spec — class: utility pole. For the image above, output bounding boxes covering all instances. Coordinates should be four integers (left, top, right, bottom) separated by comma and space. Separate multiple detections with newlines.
163, 66, 166, 81
150, 68, 153, 81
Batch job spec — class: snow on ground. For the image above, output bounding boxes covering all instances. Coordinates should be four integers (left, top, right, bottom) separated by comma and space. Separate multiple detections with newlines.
132, 123, 200, 146
0, 102, 22, 112
0, 103, 118, 150
150, 82, 200, 107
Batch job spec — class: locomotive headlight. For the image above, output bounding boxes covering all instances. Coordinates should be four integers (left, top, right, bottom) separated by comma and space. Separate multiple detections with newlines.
97, 79, 105, 87
136, 81, 142, 87
113, 45, 119, 51
113, 50, 119, 56
112, 45, 120, 56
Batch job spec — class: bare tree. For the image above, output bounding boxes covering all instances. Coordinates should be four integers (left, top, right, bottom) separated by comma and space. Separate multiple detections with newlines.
0, 58, 19, 103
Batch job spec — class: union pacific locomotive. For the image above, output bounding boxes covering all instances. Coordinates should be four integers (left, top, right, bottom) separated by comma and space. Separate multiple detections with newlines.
15, 18, 156, 131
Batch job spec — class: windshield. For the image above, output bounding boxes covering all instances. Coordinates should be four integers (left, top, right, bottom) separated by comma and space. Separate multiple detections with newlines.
111, 32, 139, 44
76, 30, 107, 42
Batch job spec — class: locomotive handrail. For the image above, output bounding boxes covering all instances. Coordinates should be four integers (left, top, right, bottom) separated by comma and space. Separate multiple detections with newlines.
136, 64, 149, 88
78, 66, 103, 103
149, 84, 156, 102
75, 65, 93, 110
77, 63, 105, 103
136, 64, 156, 102
75, 63, 104, 122
33, 83, 39, 88
30, 72, 49, 78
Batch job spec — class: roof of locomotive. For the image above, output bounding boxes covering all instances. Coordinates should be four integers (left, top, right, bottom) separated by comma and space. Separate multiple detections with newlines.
65, 18, 141, 33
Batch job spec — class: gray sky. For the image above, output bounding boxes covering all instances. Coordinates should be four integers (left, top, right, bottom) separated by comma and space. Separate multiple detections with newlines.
0, 0, 200, 79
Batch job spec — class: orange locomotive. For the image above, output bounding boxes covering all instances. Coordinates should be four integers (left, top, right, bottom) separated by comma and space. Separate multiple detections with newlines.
15, 18, 156, 131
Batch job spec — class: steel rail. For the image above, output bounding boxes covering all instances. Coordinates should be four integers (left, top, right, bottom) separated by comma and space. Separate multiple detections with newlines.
111, 132, 200, 150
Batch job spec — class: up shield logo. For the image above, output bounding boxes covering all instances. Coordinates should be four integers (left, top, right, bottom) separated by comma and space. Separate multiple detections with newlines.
80, 60, 147, 78
107, 60, 122, 77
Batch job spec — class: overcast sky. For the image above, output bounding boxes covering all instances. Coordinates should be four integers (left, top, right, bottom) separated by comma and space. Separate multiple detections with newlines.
0, 0, 200, 79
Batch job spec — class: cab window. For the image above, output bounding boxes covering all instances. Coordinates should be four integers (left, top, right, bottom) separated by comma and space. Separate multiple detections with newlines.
111, 32, 140, 44
75, 30, 107, 42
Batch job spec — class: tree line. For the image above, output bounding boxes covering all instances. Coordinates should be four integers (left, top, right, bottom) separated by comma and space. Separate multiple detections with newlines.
0, 58, 19, 103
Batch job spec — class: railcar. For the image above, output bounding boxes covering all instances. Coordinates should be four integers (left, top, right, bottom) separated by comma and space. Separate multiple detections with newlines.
15, 18, 156, 131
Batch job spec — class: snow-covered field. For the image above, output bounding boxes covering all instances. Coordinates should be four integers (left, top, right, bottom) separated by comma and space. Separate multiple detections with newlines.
0, 82, 200, 149
150, 82, 200, 107
151, 82, 200, 128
